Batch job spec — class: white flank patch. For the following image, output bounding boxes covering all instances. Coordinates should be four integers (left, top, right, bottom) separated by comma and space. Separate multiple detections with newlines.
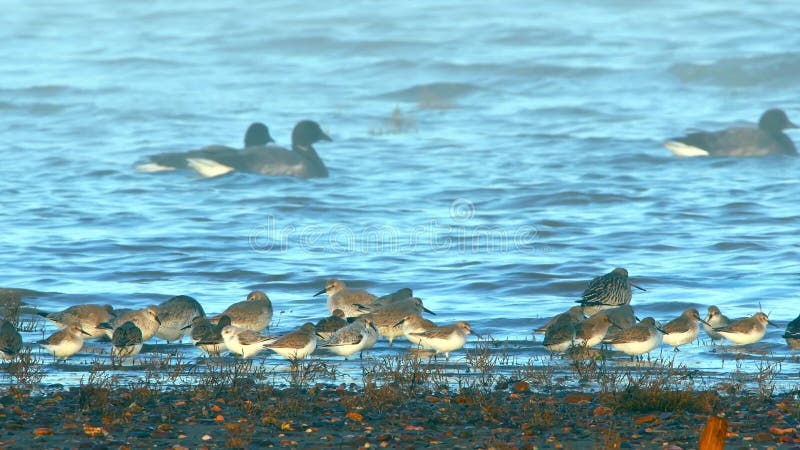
135, 163, 177, 172
186, 158, 235, 178
663, 141, 710, 157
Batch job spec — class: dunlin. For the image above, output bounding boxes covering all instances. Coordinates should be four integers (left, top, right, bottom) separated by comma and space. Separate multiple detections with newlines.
155, 295, 205, 342
314, 279, 376, 318
221, 324, 276, 358
409, 321, 475, 359
102, 306, 161, 341
397, 314, 437, 346
38, 304, 115, 339
543, 315, 578, 353
314, 309, 348, 341
610, 317, 663, 356
112, 321, 144, 358
783, 314, 800, 350
263, 323, 317, 361
662, 308, 710, 349
573, 313, 617, 348
365, 297, 435, 346
39, 325, 91, 359
599, 305, 637, 342
714, 312, 776, 346
534, 306, 584, 333
702, 305, 730, 341
0, 319, 23, 360
189, 315, 231, 356
211, 291, 273, 332
319, 317, 378, 359
576, 268, 645, 316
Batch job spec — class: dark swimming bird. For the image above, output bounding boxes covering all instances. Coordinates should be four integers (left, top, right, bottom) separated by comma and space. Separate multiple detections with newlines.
783, 313, 800, 350
137, 122, 275, 172
664, 109, 797, 157
575, 268, 645, 316
185, 120, 332, 178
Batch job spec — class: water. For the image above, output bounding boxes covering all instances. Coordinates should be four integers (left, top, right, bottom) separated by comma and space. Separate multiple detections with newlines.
1, 1, 799, 388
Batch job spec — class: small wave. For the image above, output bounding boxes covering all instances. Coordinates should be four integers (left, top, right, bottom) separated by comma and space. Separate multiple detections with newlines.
373, 82, 482, 108
669, 52, 800, 87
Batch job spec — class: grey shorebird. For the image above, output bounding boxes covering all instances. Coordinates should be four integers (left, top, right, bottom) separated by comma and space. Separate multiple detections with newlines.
702, 305, 730, 341
397, 314, 438, 346
409, 321, 477, 359
541, 307, 585, 352
0, 319, 23, 360
220, 323, 275, 358
211, 290, 273, 332
101, 306, 161, 341
314, 309, 348, 341
263, 323, 317, 361
576, 268, 645, 316
39, 325, 91, 360
38, 304, 115, 339
112, 321, 144, 358
188, 315, 232, 356
155, 295, 205, 342
363, 297, 435, 346
610, 317, 663, 356
314, 279, 377, 318
319, 317, 378, 359
714, 312, 776, 346
662, 308, 710, 350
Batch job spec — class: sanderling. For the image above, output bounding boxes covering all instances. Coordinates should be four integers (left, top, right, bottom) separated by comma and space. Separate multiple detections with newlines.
397, 314, 437, 346
714, 312, 775, 346
0, 319, 23, 360
314, 279, 376, 318
112, 321, 144, 358
155, 295, 205, 342
263, 323, 317, 361
39, 325, 91, 360
610, 317, 663, 356
314, 309, 348, 341
211, 290, 272, 332
702, 305, 730, 341
662, 308, 709, 350
409, 321, 476, 359
37, 304, 116, 339
221, 324, 276, 358
319, 317, 378, 359
576, 268, 645, 316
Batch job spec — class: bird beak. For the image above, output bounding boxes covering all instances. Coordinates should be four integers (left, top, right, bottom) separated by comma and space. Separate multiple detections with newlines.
698, 317, 711, 327
97, 322, 114, 330
79, 328, 92, 336
369, 322, 378, 332
155, 316, 162, 325
423, 307, 436, 315
313, 288, 327, 297
631, 283, 647, 292
393, 318, 406, 327
768, 320, 779, 327
471, 329, 483, 339
181, 322, 194, 330
787, 120, 798, 129
656, 325, 667, 334
319, 131, 333, 142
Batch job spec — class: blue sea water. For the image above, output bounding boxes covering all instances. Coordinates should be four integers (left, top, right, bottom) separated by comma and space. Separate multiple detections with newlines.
0, 1, 798, 386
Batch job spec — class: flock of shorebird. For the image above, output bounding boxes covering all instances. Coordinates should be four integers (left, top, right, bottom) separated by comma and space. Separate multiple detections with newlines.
539, 268, 800, 357
0, 280, 474, 363
1, 269, 798, 364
